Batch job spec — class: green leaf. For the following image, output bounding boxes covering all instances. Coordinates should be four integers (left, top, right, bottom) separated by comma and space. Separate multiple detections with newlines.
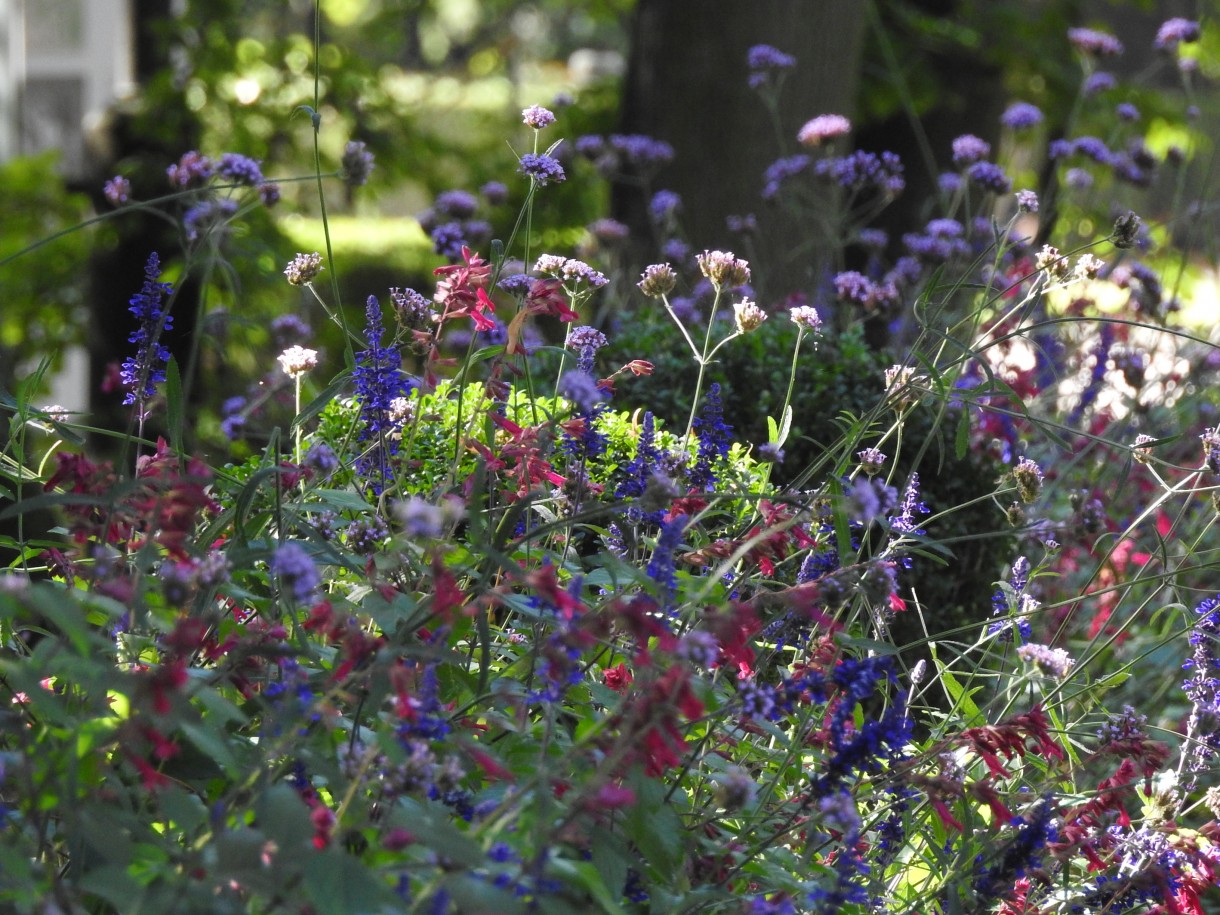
166, 355, 185, 454
955, 404, 970, 460
930, 643, 984, 727
304, 850, 397, 915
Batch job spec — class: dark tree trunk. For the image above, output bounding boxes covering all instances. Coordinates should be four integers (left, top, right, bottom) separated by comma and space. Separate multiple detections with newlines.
615, 0, 868, 302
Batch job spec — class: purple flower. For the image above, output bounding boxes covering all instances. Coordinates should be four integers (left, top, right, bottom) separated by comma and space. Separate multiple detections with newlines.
258, 182, 280, 206
588, 217, 630, 243
353, 296, 411, 493
498, 273, 532, 296
103, 176, 131, 206
1016, 189, 1039, 213
608, 134, 674, 167
480, 180, 508, 204
183, 198, 239, 242
120, 253, 174, 406
814, 150, 905, 194
429, 222, 468, 258
646, 514, 689, 609
690, 383, 733, 490
558, 370, 606, 416
217, 152, 264, 186
518, 153, 566, 186
304, 443, 339, 479
797, 114, 851, 147
762, 155, 811, 199
1072, 136, 1113, 163
341, 140, 375, 187
1115, 102, 1139, 122
1083, 71, 1116, 95
166, 151, 213, 188
1001, 102, 1044, 130
1068, 27, 1124, 56
649, 190, 682, 223
951, 134, 991, 168
746, 44, 796, 88
272, 542, 321, 605
937, 172, 963, 194
521, 104, 556, 128
434, 189, 479, 218
1155, 18, 1200, 50
966, 161, 1012, 194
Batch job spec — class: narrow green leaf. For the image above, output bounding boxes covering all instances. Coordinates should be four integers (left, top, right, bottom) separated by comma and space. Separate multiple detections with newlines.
165, 355, 185, 454
955, 404, 970, 460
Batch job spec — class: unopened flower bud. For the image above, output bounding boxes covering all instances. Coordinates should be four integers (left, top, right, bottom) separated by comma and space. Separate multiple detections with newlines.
1006, 501, 1027, 527
1111, 211, 1141, 249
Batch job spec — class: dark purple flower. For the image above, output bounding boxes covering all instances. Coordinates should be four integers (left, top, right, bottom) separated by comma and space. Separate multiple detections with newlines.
272, 542, 320, 605
646, 514, 688, 609
217, 152, 264, 186
966, 161, 1012, 194
814, 150, 905, 195
1154, 18, 1200, 50
166, 151, 213, 188
353, 296, 411, 494
1083, 71, 1116, 95
1115, 102, 1139, 122
430, 222, 468, 258
762, 155, 812, 199
435, 189, 479, 218
649, 190, 682, 223
120, 252, 174, 406
103, 176, 131, 206
689, 383, 733, 490
1001, 102, 1044, 130
951, 134, 991, 168
1072, 136, 1113, 163
480, 180, 508, 204
518, 153, 566, 186
259, 182, 281, 206
608, 134, 675, 167
1068, 27, 1124, 56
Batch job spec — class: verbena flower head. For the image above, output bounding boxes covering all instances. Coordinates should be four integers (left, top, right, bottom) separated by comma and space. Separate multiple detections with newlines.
1068, 26, 1125, 57
697, 250, 750, 288
341, 140, 375, 187
1016, 189, 1039, 213
284, 252, 324, 286
732, 299, 767, 334
857, 447, 887, 476
1017, 643, 1075, 678
521, 104, 556, 129
797, 114, 851, 147
120, 252, 174, 406
1001, 101, 1044, 130
166, 150, 213, 187
480, 180, 508, 204
272, 542, 320, 605
277, 345, 318, 378
103, 176, 131, 206
1083, 71, 1117, 95
518, 153, 565, 186
1013, 457, 1044, 503
966, 161, 1012, 194
762, 154, 811, 199
789, 305, 822, 333
951, 134, 991, 168
217, 152, 263, 186
746, 44, 796, 89
1154, 18, 1200, 50
814, 149, 905, 195
649, 190, 682, 224
1115, 101, 1139, 122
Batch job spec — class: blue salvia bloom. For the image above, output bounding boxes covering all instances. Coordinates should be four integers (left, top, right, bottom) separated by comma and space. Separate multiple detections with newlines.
889, 473, 927, 535
989, 556, 1035, 642
617, 412, 661, 499
647, 514, 688, 610
353, 295, 410, 494
1183, 595, 1220, 769
689, 383, 733, 490
970, 798, 1058, 899
120, 252, 174, 406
